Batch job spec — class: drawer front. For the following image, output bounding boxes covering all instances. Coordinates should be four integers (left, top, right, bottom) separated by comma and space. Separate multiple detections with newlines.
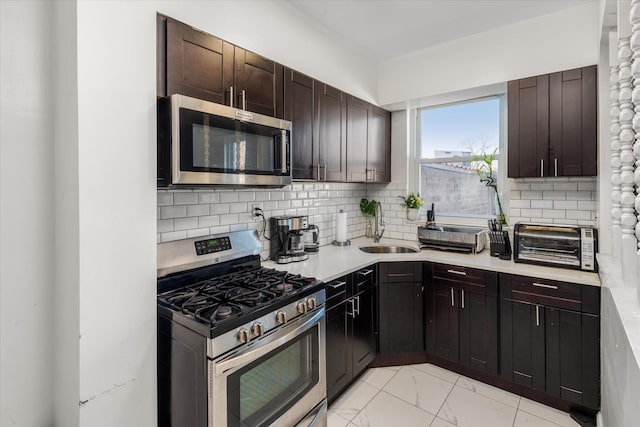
326, 275, 350, 308
432, 263, 488, 293
505, 274, 582, 312
379, 262, 421, 283
352, 265, 376, 294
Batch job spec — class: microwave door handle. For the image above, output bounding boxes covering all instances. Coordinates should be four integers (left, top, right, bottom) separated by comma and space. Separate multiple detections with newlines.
281, 130, 287, 173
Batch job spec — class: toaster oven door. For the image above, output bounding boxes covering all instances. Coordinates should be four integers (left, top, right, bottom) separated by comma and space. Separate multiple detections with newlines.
515, 224, 581, 267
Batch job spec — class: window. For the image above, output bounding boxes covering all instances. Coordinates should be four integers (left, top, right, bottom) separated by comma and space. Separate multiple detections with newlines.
414, 96, 505, 224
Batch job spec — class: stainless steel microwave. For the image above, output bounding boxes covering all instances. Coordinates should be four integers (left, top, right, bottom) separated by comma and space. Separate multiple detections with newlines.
513, 223, 597, 272
158, 94, 292, 187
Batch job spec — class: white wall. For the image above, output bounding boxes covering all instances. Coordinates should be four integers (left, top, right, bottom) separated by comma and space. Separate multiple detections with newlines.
378, 2, 599, 107
0, 1, 55, 425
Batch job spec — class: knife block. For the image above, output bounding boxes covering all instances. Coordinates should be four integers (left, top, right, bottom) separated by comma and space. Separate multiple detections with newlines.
488, 231, 512, 260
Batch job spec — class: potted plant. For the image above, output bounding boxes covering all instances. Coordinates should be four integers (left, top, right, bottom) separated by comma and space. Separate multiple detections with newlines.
360, 198, 377, 237
400, 192, 423, 221
471, 149, 506, 225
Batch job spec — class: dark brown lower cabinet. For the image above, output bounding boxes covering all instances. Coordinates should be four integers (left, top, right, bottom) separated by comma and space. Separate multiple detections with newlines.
325, 266, 377, 403
378, 262, 424, 354
500, 273, 600, 410
425, 263, 498, 376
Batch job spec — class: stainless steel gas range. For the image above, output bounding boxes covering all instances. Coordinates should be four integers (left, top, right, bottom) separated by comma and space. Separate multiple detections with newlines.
157, 230, 327, 427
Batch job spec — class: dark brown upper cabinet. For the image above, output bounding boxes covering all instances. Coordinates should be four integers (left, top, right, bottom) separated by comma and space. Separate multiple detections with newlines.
508, 65, 597, 178
159, 15, 284, 118
285, 71, 348, 181
346, 96, 391, 183
284, 69, 316, 179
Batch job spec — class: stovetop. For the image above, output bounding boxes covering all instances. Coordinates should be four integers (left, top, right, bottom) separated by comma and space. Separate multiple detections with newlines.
158, 266, 322, 337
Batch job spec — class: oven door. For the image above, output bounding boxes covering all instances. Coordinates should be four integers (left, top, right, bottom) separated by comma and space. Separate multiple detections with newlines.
210, 308, 326, 427
170, 94, 291, 187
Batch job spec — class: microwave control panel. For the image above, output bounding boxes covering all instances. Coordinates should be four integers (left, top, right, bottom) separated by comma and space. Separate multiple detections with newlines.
580, 228, 595, 271
195, 236, 232, 256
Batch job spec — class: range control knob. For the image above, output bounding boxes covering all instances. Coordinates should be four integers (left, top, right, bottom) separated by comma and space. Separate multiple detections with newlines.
237, 328, 250, 344
297, 301, 308, 314
251, 322, 264, 337
306, 297, 317, 310
275, 310, 287, 324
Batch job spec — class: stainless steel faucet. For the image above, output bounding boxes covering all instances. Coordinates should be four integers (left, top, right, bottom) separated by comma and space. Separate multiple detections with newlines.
373, 201, 385, 242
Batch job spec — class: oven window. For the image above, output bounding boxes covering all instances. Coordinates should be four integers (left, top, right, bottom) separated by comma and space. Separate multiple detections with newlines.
180, 108, 286, 175
227, 327, 319, 427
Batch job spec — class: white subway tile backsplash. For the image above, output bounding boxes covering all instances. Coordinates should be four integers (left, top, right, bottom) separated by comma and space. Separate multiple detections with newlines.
510, 199, 531, 209
219, 213, 239, 226
157, 219, 174, 233
211, 203, 230, 215
198, 215, 220, 228
173, 192, 199, 205
238, 192, 255, 202
186, 228, 210, 238
553, 182, 578, 191
530, 200, 553, 209
509, 177, 597, 228
229, 203, 248, 214
219, 192, 239, 203
174, 217, 199, 231
187, 204, 210, 217
159, 205, 187, 219
553, 200, 577, 210
157, 192, 174, 206
198, 193, 219, 204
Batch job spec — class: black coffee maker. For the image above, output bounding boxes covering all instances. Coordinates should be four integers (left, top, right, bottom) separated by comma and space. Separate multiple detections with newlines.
271, 215, 310, 264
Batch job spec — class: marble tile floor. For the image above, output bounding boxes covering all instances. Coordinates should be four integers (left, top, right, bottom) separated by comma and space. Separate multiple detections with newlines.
328, 364, 580, 427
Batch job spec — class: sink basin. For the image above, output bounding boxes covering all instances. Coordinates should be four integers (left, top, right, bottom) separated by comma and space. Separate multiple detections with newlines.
358, 245, 419, 254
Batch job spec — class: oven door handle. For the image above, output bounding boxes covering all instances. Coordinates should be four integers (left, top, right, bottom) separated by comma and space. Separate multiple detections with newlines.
214, 308, 325, 376
296, 400, 327, 427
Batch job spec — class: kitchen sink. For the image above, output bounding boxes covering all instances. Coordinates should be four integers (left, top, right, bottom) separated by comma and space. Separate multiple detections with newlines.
358, 245, 420, 254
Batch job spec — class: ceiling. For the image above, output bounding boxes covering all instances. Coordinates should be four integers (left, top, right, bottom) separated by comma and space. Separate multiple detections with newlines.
287, 0, 595, 61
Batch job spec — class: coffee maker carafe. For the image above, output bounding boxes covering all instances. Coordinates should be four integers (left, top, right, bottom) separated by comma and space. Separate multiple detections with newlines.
271, 215, 310, 264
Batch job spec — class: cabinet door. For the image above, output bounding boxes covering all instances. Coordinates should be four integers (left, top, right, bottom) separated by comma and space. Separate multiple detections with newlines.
318, 84, 347, 181
166, 18, 234, 105
285, 69, 316, 180
379, 282, 424, 354
549, 66, 597, 177
351, 286, 377, 376
459, 289, 498, 375
346, 95, 369, 182
500, 299, 545, 392
430, 284, 459, 363
234, 47, 284, 118
326, 301, 351, 403
507, 75, 549, 178
367, 105, 391, 182
545, 308, 600, 408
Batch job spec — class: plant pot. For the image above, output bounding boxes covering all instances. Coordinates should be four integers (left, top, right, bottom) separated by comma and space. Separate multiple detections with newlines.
406, 208, 419, 221
366, 217, 374, 238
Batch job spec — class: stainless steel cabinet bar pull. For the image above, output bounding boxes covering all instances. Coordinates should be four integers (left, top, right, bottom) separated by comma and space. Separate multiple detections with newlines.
451, 288, 455, 306
536, 305, 540, 326
540, 159, 544, 177
241, 89, 246, 110
532, 282, 558, 290
324, 163, 327, 181
347, 298, 355, 318
447, 269, 466, 276
358, 269, 373, 276
329, 281, 346, 289
229, 86, 235, 107
354, 295, 360, 315
316, 164, 320, 181
461, 290, 465, 309
554, 158, 558, 177
388, 273, 412, 277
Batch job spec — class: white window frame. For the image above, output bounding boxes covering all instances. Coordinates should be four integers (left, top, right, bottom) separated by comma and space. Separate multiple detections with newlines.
410, 94, 508, 227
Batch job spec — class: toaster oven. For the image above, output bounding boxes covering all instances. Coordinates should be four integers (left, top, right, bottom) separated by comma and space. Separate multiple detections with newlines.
513, 223, 597, 272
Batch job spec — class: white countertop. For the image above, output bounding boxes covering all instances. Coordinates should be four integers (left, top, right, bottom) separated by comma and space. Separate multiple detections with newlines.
263, 237, 601, 287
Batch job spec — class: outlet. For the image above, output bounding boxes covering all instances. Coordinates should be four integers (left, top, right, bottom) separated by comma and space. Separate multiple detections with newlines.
252, 204, 263, 217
